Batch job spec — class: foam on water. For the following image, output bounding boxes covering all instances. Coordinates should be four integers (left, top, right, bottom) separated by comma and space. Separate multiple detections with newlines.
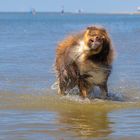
51, 81, 134, 103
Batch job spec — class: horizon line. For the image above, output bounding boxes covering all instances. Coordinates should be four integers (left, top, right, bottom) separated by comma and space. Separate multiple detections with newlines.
0, 11, 139, 15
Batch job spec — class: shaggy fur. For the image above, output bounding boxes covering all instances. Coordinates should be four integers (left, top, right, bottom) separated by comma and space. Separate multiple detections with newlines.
55, 26, 114, 99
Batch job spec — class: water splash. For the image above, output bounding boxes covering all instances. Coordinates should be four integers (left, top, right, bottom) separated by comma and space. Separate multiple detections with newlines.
51, 82, 125, 102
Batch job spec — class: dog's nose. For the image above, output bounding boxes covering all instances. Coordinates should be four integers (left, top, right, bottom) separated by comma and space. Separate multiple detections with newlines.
94, 36, 101, 42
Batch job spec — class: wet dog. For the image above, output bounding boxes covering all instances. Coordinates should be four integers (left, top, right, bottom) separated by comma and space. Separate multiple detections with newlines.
55, 26, 114, 99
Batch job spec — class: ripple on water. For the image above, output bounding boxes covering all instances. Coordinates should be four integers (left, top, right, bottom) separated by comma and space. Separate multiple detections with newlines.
109, 109, 140, 137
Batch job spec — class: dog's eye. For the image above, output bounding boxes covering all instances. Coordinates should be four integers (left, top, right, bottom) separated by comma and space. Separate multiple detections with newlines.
89, 39, 94, 42
101, 36, 105, 39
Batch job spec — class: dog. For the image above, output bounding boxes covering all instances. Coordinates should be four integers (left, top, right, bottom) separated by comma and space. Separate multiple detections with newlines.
55, 26, 114, 99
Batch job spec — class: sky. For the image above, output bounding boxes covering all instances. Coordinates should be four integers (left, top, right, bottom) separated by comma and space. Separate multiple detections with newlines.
0, 0, 140, 13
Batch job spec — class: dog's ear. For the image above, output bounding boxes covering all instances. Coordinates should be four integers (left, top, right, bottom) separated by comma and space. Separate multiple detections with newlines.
100, 27, 107, 33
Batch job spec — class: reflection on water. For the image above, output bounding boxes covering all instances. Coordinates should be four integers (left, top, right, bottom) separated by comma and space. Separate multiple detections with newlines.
58, 108, 112, 138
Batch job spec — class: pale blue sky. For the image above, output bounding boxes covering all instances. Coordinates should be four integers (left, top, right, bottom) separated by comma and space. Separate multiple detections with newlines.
0, 0, 140, 13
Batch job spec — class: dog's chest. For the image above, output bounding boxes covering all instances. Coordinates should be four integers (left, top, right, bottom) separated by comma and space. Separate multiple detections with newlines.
78, 56, 108, 85
85, 69, 107, 85
72, 42, 109, 85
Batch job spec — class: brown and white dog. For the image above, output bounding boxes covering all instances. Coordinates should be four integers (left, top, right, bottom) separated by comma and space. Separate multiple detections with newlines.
55, 26, 114, 99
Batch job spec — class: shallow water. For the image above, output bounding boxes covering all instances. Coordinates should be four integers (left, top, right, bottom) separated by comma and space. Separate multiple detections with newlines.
0, 13, 140, 140
0, 90, 140, 140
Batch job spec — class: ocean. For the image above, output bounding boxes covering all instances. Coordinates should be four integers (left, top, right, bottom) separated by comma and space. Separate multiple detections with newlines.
0, 12, 140, 140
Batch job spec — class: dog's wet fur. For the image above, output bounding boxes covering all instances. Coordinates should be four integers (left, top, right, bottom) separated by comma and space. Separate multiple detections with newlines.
55, 26, 114, 99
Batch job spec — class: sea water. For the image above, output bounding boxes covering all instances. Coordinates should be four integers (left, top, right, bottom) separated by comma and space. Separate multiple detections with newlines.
0, 13, 140, 140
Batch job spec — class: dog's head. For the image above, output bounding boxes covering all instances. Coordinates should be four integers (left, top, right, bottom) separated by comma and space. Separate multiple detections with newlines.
83, 26, 110, 55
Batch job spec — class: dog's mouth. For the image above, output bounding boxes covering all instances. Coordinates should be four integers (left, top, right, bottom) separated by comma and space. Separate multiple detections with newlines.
88, 39, 103, 51
91, 41, 102, 50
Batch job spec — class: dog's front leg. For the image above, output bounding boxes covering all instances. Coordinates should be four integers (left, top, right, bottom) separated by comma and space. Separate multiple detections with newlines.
80, 88, 88, 98
78, 80, 88, 98
58, 81, 67, 95
99, 83, 108, 99
58, 86, 65, 95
